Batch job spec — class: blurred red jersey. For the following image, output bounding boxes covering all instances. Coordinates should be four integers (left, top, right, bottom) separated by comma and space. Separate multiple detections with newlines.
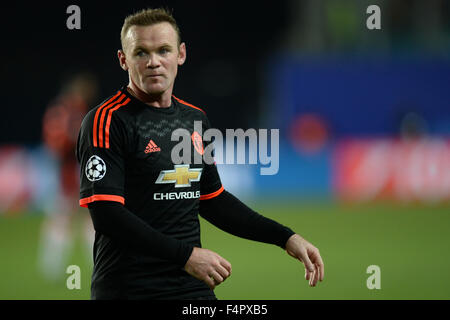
43, 93, 88, 160
42, 93, 89, 196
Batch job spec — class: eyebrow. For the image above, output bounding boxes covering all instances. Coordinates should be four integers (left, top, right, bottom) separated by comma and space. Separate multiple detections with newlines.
133, 43, 173, 52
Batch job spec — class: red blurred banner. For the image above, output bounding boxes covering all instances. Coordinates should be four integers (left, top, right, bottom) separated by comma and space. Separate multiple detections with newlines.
333, 138, 450, 204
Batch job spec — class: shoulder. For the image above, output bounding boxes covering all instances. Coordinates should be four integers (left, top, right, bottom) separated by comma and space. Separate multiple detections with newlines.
81, 91, 132, 130
79, 90, 134, 150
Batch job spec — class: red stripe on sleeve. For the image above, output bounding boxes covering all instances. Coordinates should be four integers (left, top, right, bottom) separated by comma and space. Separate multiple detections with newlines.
199, 185, 224, 200
79, 194, 125, 208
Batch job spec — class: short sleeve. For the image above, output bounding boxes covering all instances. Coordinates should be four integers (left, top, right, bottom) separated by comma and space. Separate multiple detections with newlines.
76, 108, 129, 208
199, 115, 224, 200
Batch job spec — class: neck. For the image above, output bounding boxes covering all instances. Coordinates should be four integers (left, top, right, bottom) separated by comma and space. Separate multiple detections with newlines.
127, 80, 172, 108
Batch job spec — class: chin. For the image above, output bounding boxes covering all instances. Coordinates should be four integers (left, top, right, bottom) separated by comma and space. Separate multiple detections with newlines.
143, 87, 165, 96
142, 82, 166, 95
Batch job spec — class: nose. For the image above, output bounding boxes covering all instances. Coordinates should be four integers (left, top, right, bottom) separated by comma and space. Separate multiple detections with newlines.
146, 53, 160, 69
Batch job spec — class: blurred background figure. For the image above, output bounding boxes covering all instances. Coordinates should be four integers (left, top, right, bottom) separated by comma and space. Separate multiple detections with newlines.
37, 72, 99, 282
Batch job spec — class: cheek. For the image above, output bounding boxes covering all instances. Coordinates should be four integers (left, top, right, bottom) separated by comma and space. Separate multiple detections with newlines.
166, 59, 179, 76
137, 61, 147, 71
130, 61, 145, 77
171, 66, 178, 79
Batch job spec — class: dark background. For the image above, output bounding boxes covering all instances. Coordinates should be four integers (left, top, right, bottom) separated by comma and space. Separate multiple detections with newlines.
1, 1, 290, 144
2, 1, 449, 145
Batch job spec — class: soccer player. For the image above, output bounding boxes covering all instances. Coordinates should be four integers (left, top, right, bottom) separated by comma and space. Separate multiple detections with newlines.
39, 72, 98, 281
76, 8, 324, 300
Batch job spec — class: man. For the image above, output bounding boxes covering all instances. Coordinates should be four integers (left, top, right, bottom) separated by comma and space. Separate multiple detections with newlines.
77, 8, 324, 300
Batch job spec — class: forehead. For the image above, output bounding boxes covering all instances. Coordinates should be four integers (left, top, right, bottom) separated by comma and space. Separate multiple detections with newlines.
125, 22, 178, 49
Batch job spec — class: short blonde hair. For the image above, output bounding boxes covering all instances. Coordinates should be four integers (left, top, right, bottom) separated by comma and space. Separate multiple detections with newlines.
120, 8, 181, 50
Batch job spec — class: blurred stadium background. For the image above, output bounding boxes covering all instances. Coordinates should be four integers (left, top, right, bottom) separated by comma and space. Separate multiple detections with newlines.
1, 0, 449, 299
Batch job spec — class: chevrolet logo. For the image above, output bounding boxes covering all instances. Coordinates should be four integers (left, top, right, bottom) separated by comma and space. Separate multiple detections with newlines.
155, 164, 202, 188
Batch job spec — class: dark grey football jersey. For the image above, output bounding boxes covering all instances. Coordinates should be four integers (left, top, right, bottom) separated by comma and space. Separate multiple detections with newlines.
76, 86, 223, 299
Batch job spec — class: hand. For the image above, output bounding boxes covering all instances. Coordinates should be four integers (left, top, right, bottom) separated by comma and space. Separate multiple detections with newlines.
285, 234, 324, 287
184, 247, 232, 290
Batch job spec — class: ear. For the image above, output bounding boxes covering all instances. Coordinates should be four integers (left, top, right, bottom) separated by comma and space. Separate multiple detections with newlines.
118, 49, 128, 71
178, 42, 186, 66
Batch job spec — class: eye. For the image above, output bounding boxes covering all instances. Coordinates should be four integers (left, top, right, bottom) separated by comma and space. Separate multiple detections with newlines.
136, 50, 147, 57
159, 47, 170, 55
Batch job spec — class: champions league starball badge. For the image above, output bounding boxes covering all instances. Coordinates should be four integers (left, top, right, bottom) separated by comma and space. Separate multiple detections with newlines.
85, 155, 106, 182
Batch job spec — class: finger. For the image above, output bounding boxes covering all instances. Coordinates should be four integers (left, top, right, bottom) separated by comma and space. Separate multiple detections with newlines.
316, 263, 321, 284
210, 271, 224, 285
204, 275, 216, 290
312, 264, 319, 286
299, 250, 315, 273
311, 251, 324, 282
304, 268, 309, 281
317, 261, 324, 282
219, 257, 232, 274
310, 265, 316, 287
317, 256, 324, 282
216, 264, 230, 280
309, 269, 315, 287
320, 262, 324, 282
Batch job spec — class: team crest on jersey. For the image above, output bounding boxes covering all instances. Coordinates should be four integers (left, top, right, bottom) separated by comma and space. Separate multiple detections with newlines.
155, 164, 202, 188
191, 131, 204, 155
85, 155, 106, 182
